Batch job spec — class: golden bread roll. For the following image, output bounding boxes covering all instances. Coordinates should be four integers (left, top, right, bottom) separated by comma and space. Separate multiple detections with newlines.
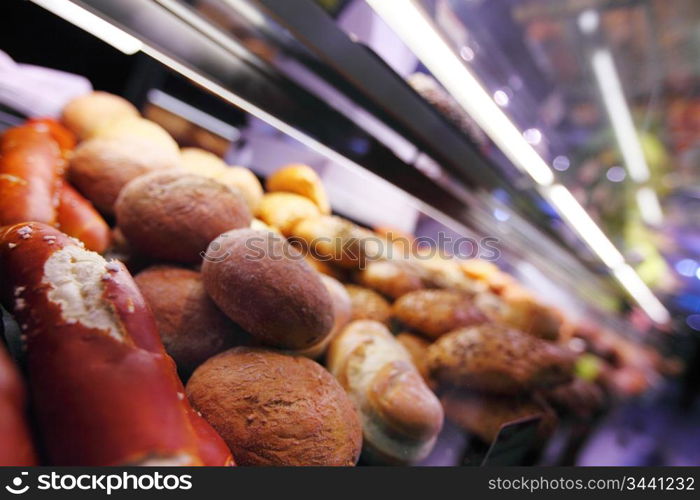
256, 192, 320, 236
115, 170, 251, 263
180, 147, 227, 175
266, 164, 330, 214
427, 324, 575, 394
291, 274, 352, 359
344, 284, 392, 325
201, 229, 334, 350
186, 347, 362, 466
327, 320, 443, 464
290, 215, 381, 269
61, 91, 138, 140
441, 390, 557, 443
92, 117, 179, 155
68, 135, 181, 215
303, 254, 347, 281
134, 266, 249, 376
392, 289, 488, 340
357, 260, 424, 299
499, 286, 563, 341
396, 332, 433, 387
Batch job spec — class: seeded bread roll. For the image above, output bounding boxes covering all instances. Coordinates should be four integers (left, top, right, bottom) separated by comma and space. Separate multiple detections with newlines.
201, 229, 334, 350
427, 324, 575, 394
392, 289, 488, 340
266, 164, 330, 214
186, 347, 362, 466
68, 136, 181, 215
441, 390, 557, 443
134, 266, 249, 376
357, 260, 424, 299
344, 284, 392, 325
61, 91, 139, 140
115, 170, 251, 263
327, 320, 443, 464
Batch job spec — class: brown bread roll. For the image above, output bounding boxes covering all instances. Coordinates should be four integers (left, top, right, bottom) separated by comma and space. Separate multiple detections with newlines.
68, 136, 180, 215
357, 260, 424, 299
427, 324, 575, 394
392, 289, 488, 340
266, 164, 330, 214
499, 286, 563, 341
441, 390, 557, 443
186, 347, 362, 466
327, 320, 443, 464
134, 266, 249, 376
344, 284, 392, 325
61, 91, 138, 140
201, 229, 334, 350
115, 170, 251, 263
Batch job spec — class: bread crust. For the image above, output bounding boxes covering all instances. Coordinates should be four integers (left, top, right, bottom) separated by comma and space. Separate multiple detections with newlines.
186, 347, 362, 466
201, 229, 333, 349
344, 284, 392, 325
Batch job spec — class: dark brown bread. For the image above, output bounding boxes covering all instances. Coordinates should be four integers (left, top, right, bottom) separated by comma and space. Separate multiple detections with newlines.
427, 324, 575, 394
115, 170, 251, 263
134, 266, 248, 376
201, 229, 334, 350
186, 347, 362, 466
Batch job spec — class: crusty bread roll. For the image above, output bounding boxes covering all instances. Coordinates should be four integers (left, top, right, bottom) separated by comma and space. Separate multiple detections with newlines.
115, 170, 251, 263
290, 215, 381, 269
427, 324, 575, 394
327, 320, 443, 464
344, 284, 392, 325
441, 390, 557, 443
396, 332, 433, 387
392, 289, 488, 340
68, 136, 180, 215
499, 286, 563, 341
61, 91, 138, 140
201, 229, 334, 350
291, 274, 352, 359
416, 252, 485, 293
303, 254, 347, 281
357, 260, 424, 299
266, 164, 330, 214
256, 192, 320, 236
134, 266, 249, 376
93, 117, 180, 155
186, 347, 362, 466
181, 148, 263, 212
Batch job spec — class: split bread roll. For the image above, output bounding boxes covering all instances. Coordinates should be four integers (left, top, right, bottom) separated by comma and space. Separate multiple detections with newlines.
186, 347, 362, 466
393, 289, 488, 340
427, 324, 575, 395
327, 320, 443, 464
61, 91, 139, 140
201, 229, 334, 350
266, 164, 331, 214
115, 170, 251, 263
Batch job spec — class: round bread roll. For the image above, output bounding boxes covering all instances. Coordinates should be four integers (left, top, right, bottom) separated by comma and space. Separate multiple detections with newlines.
266, 164, 330, 214
357, 260, 424, 299
186, 347, 362, 466
61, 91, 138, 140
93, 117, 179, 155
396, 332, 433, 387
392, 289, 488, 340
427, 324, 575, 394
256, 192, 320, 236
180, 148, 263, 212
134, 266, 249, 376
115, 170, 251, 263
344, 284, 392, 325
499, 286, 563, 341
68, 135, 181, 215
292, 274, 352, 359
201, 229, 334, 349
